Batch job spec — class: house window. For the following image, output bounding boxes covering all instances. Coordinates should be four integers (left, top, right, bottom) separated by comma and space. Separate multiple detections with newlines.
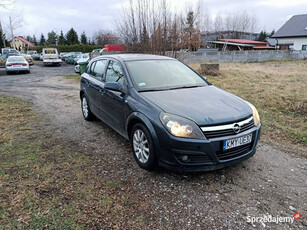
302, 45, 307, 50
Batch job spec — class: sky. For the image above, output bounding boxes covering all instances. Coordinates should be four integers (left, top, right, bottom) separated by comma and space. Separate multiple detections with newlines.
0, 0, 306, 40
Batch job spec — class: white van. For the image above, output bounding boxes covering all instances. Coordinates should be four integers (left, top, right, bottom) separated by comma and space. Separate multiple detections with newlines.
42, 48, 62, 66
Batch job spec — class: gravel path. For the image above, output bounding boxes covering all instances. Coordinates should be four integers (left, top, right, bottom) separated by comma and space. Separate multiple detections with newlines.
0, 63, 306, 229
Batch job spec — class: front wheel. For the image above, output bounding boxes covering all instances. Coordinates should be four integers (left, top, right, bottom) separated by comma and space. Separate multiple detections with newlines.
131, 124, 157, 170
81, 95, 94, 121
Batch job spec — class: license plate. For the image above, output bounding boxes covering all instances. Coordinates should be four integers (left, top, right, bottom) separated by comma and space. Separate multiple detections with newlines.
13, 65, 21, 67
223, 134, 252, 150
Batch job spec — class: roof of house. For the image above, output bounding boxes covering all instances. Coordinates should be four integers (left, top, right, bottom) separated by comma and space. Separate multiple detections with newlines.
272, 14, 307, 38
14, 36, 35, 47
218, 39, 268, 46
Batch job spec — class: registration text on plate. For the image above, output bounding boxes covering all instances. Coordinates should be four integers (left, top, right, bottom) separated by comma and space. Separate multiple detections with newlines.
223, 134, 252, 150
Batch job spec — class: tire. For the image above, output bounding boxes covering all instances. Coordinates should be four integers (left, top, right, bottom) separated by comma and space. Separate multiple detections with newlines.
27, 70, 30, 74
131, 123, 157, 170
81, 94, 94, 121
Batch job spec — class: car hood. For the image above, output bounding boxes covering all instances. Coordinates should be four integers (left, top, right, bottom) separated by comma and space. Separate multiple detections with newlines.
141, 85, 252, 126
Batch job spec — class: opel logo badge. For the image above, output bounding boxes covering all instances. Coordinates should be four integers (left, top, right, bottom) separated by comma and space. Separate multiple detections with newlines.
233, 123, 241, 133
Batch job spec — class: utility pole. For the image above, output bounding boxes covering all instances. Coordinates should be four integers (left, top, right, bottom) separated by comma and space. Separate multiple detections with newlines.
0, 19, 6, 47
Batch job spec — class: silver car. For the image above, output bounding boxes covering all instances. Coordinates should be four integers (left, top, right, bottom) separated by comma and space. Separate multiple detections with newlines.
5, 56, 30, 74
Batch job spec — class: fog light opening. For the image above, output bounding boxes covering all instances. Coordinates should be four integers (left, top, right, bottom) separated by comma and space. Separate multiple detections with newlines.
182, 155, 189, 162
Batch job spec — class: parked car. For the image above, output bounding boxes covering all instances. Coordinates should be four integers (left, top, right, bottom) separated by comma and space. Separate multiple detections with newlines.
66, 54, 79, 64
39, 53, 43, 60
74, 53, 89, 65
76, 53, 89, 64
5, 55, 30, 74
21, 54, 34, 65
1, 48, 19, 56
27, 51, 40, 60
42, 48, 62, 66
80, 54, 261, 171
74, 64, 80, 73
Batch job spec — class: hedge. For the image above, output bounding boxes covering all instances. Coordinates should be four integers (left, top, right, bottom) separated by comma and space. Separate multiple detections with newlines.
29, 44, 103, 53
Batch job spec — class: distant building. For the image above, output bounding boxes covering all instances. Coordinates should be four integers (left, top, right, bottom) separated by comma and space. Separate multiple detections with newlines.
201, 31, 259, 46
271, 14, 307, 50
10, 36, 35, 51
208, 39, 274, 51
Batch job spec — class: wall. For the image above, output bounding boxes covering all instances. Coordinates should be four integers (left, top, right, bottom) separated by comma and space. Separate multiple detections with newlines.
276, 37, 307, 50
165, 50, 307, 63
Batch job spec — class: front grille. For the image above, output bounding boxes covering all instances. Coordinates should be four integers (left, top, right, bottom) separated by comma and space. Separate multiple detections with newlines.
201, 117, 254, 139
216, 142, 253, 161
174, 152, 212, 164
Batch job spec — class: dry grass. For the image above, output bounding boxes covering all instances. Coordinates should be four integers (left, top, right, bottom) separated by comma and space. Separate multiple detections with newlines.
0, 96, 152, 229
189, 60, 307, 156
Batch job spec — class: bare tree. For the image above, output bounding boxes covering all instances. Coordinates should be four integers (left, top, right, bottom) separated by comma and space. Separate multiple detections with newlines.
8, 9, 23, 49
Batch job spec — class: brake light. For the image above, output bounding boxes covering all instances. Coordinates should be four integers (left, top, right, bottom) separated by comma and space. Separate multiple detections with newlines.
22, 63, 27, 66
7, 64, 12, 66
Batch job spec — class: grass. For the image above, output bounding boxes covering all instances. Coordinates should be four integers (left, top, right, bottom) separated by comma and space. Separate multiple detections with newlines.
64, 74, 81, 81
188, 60, 307, 156
0, 95, 152, 229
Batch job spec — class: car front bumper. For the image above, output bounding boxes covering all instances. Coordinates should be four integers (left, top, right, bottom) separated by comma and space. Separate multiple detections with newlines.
155, 125, 261, 172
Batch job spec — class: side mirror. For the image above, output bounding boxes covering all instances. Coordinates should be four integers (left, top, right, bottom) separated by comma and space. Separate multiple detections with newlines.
104, 82, 122, 92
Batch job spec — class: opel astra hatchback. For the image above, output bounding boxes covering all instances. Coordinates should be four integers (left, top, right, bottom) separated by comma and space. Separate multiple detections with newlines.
80, 54, 261, 171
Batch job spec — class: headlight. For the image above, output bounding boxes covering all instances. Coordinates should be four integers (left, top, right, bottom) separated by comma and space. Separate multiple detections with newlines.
160, 113, 206, 139
246, 101, 260, 126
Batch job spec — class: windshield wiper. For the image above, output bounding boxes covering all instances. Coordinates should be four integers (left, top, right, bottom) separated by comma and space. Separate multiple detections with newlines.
138, 88, 170, 92
168, 85, 201, 90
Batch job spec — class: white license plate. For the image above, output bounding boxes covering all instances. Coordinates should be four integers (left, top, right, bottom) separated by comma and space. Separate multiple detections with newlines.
223, 134, 252, 150
13, 65, 22, 67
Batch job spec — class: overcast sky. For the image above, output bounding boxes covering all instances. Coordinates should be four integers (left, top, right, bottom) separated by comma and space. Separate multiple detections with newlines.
0, 0, 306, 40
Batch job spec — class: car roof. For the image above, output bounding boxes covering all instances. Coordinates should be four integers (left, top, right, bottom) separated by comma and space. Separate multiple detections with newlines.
93, 53, 175, 62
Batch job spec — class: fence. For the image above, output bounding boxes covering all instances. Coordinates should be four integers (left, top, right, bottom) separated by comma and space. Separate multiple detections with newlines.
165, 50, 307, 63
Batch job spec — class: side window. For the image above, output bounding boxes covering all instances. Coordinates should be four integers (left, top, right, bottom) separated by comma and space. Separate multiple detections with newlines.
88, 62, 96, 75
93, 60, 108, 80
105, 60, 125, 86
302, 45, 307, 50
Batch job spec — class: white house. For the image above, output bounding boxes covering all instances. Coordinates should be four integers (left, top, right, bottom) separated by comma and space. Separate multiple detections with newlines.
272, 14, 307, 50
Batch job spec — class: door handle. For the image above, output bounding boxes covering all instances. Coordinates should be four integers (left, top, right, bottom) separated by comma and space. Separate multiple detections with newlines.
99, 89, 105, 95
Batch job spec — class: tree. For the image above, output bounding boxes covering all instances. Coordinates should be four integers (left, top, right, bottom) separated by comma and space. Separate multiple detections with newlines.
47, 30, 58, 45
32, 35, 38, 46
58, 30, 66, 45
66, 28, 79, 45
39, 33, 46, 46
80, 31, 87, 44
257, 30, 268, 41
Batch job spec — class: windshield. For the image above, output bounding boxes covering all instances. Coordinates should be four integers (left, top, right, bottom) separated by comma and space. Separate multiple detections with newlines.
126, 60, 207, 91
8, 56, 25, 62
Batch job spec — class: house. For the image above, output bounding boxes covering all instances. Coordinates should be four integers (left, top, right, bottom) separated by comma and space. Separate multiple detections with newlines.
271, 14, 307, 50
208, 39, 274, 51
10, 36, 35, 51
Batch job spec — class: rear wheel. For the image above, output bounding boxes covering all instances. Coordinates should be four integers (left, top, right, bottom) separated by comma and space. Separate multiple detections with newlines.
131, 124, 156, 170
81, 95, 94, 121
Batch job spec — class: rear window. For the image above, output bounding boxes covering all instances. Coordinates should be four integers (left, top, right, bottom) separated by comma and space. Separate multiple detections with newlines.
8, 56, 25, 62
44, 49, 56, 54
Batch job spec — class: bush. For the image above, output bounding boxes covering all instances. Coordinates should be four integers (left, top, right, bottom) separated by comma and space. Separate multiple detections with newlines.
29, 44, 103, 53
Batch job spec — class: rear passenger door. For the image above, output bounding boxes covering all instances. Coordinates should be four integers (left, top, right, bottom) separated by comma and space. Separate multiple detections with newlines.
85, 59, 108, 117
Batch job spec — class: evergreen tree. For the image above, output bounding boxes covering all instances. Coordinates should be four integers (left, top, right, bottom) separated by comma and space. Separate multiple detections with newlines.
39, 33, 46, 46
32, 35, 38, 46
0, 30, 8, 49
65, 28, 79, 45
257, 30, 268, 41
80, 31, 87, 44
26, 35, 32, 43
47, 30, 58, 45
58, 30, 66, 45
